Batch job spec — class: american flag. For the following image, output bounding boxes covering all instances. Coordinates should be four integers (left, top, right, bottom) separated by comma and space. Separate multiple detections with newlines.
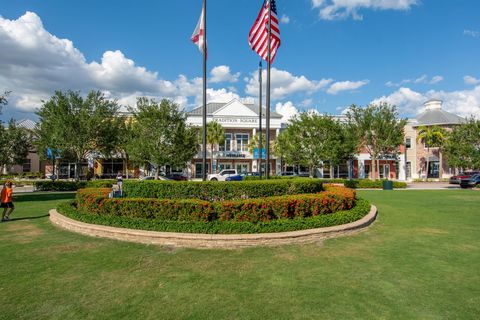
248, 0, 280, 63
191, 2, 207, 56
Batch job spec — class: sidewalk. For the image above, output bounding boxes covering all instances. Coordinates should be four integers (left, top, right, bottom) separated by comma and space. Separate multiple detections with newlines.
406, 182, 461, 190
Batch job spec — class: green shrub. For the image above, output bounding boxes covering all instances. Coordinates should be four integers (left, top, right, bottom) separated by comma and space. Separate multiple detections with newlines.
58, 198, 370, 234
344, 179, 407, 189
122, 178, 323, 200
75, 185, 354, 224
85, 180, 116, 188
33, 179, 116, 191
34, 180, 88, 191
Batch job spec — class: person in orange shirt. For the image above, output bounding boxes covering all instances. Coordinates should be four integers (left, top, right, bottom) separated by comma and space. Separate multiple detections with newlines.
1, 181, 14, 222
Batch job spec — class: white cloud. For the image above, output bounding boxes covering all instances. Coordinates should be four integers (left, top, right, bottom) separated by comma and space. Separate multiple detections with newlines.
326, 80, 369, 95
280, 14, 290, 24
0, 12, 247, 116
430, 75, 444, 84
372, 86, 480, 117
464, 29, 480, 38
275, 101, 299, 123
245, 68, 332, 100
209, 65, 240, 83
311, 0, 418, 20
385, 75, 444, 87
0, 12, 186, 112
464, 75, 480, 85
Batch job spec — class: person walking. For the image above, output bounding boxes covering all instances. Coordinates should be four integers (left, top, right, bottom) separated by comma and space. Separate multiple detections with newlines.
1, 181, 14, 222
116, 172, 123, 196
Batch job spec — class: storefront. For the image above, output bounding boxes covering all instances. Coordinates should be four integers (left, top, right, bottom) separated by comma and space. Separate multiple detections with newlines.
187, 99, 282, 178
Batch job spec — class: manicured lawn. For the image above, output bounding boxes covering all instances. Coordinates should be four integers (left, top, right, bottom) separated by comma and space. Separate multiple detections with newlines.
0, 190, 479, 319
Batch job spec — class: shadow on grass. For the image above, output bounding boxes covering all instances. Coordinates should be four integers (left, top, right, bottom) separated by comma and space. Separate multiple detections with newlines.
13, 192, 76, 203
3, 214, 50, 222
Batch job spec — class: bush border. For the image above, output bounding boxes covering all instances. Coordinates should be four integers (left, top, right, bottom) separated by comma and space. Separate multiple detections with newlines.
49, 204, 377, 249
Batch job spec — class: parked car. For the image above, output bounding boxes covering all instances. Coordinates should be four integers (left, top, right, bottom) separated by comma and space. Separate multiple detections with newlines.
460, 174, 480, 188
241, 171, 260, 177
297, 172, 310, 177
165, 173, 188, 181
277, 171, 297, 177
225, 174, 244, 181
140, 175, 170, 181
450, 171, 480, 184
207, 169, 237, 181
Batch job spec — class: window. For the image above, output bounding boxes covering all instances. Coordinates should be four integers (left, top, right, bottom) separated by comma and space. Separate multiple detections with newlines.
22, 158, 31, 173
236, 133, 249, 152
236, 163, 249, 173
406, 138, 411, 149
364, 164, 371, 178
219, 133, 232, 151
406, 162, 411, 179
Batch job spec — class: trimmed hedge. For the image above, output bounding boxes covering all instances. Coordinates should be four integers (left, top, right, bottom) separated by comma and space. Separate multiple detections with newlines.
344, 179, 407, 189
33, 180, 116, 191
58, 198, 370, 234
75, 185, 355, 224
122, 178, 324, 201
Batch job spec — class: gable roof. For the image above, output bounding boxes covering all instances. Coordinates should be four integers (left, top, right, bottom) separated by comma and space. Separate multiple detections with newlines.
188, 99, 282, 118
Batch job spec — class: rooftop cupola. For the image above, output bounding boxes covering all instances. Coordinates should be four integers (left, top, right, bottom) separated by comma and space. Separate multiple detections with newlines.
424, 99, 443, 110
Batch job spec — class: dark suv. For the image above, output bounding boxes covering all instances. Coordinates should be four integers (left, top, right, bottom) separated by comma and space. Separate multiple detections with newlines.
460, 174, 480, 188
450, 171, 480, 184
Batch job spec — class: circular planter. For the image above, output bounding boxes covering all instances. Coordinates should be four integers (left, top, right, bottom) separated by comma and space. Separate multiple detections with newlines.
49, 205, 377, 249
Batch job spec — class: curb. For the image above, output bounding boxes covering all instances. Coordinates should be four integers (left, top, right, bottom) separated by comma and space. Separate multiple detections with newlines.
49, 205, 377, 249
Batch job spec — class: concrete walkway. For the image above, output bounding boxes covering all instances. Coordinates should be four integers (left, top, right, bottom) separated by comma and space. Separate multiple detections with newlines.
406, 182, 461, 190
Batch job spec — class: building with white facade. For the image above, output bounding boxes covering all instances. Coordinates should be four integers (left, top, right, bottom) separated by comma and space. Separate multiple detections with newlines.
186, 99, 282, 178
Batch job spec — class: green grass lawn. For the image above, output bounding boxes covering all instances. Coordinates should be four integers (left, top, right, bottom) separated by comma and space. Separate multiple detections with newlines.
0, 190, 479, 319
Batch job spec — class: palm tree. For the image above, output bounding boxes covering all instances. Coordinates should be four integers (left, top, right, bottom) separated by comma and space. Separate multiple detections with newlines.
416, 125, 446, 180
206, 121, 225, 174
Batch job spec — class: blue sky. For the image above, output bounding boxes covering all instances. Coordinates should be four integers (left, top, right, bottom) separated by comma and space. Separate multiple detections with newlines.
1, 0, 480, 122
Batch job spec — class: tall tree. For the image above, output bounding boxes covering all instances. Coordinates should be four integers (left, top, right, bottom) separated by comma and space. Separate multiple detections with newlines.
35, 90, 122, 180
0, 119, 31, 174
443, 118, 480, 171
127, 98, 199, 179
0, 91, 10, 114
206, 121, 225, 174
416, 125, 446, 180
275, 113, 351, 178
346, 103, 406, 180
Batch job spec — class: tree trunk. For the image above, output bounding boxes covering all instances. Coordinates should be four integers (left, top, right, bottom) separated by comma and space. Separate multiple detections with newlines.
425, 147, 430, 181
211, 144, 215, 174
371, 155, 376, 180
377, 158, 380, 180
309, 165, 314, 178
439, 148, 443, 179
155, 166, 160, 180
75, 161, 80, 181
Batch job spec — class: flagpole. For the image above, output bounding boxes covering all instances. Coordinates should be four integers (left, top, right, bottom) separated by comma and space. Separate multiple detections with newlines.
258, 60, 263, 179
202, 0, 207, 181
265, 1, 272, 179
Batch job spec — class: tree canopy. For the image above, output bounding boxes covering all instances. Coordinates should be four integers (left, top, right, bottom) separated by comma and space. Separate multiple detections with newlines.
346, 102, 406, 180
0, 119, 31, 173
206, 121, 225, 173
35, 90, 123, 180
0, 91, 11, 115
443, 118, 480, 170
275, 112, 355, 177
126, 98, 199, 178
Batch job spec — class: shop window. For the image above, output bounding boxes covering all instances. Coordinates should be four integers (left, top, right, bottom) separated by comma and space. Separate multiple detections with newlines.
235, 133, 249, 152
219, 133, 232, 151
406, 138, 411, 149
22, 159, 31, 173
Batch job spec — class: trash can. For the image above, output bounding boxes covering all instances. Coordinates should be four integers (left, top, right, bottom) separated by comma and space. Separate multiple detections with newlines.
382, 180, 393, 190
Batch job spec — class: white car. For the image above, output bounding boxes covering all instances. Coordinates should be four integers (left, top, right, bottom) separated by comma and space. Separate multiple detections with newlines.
207, 169, 238, 181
